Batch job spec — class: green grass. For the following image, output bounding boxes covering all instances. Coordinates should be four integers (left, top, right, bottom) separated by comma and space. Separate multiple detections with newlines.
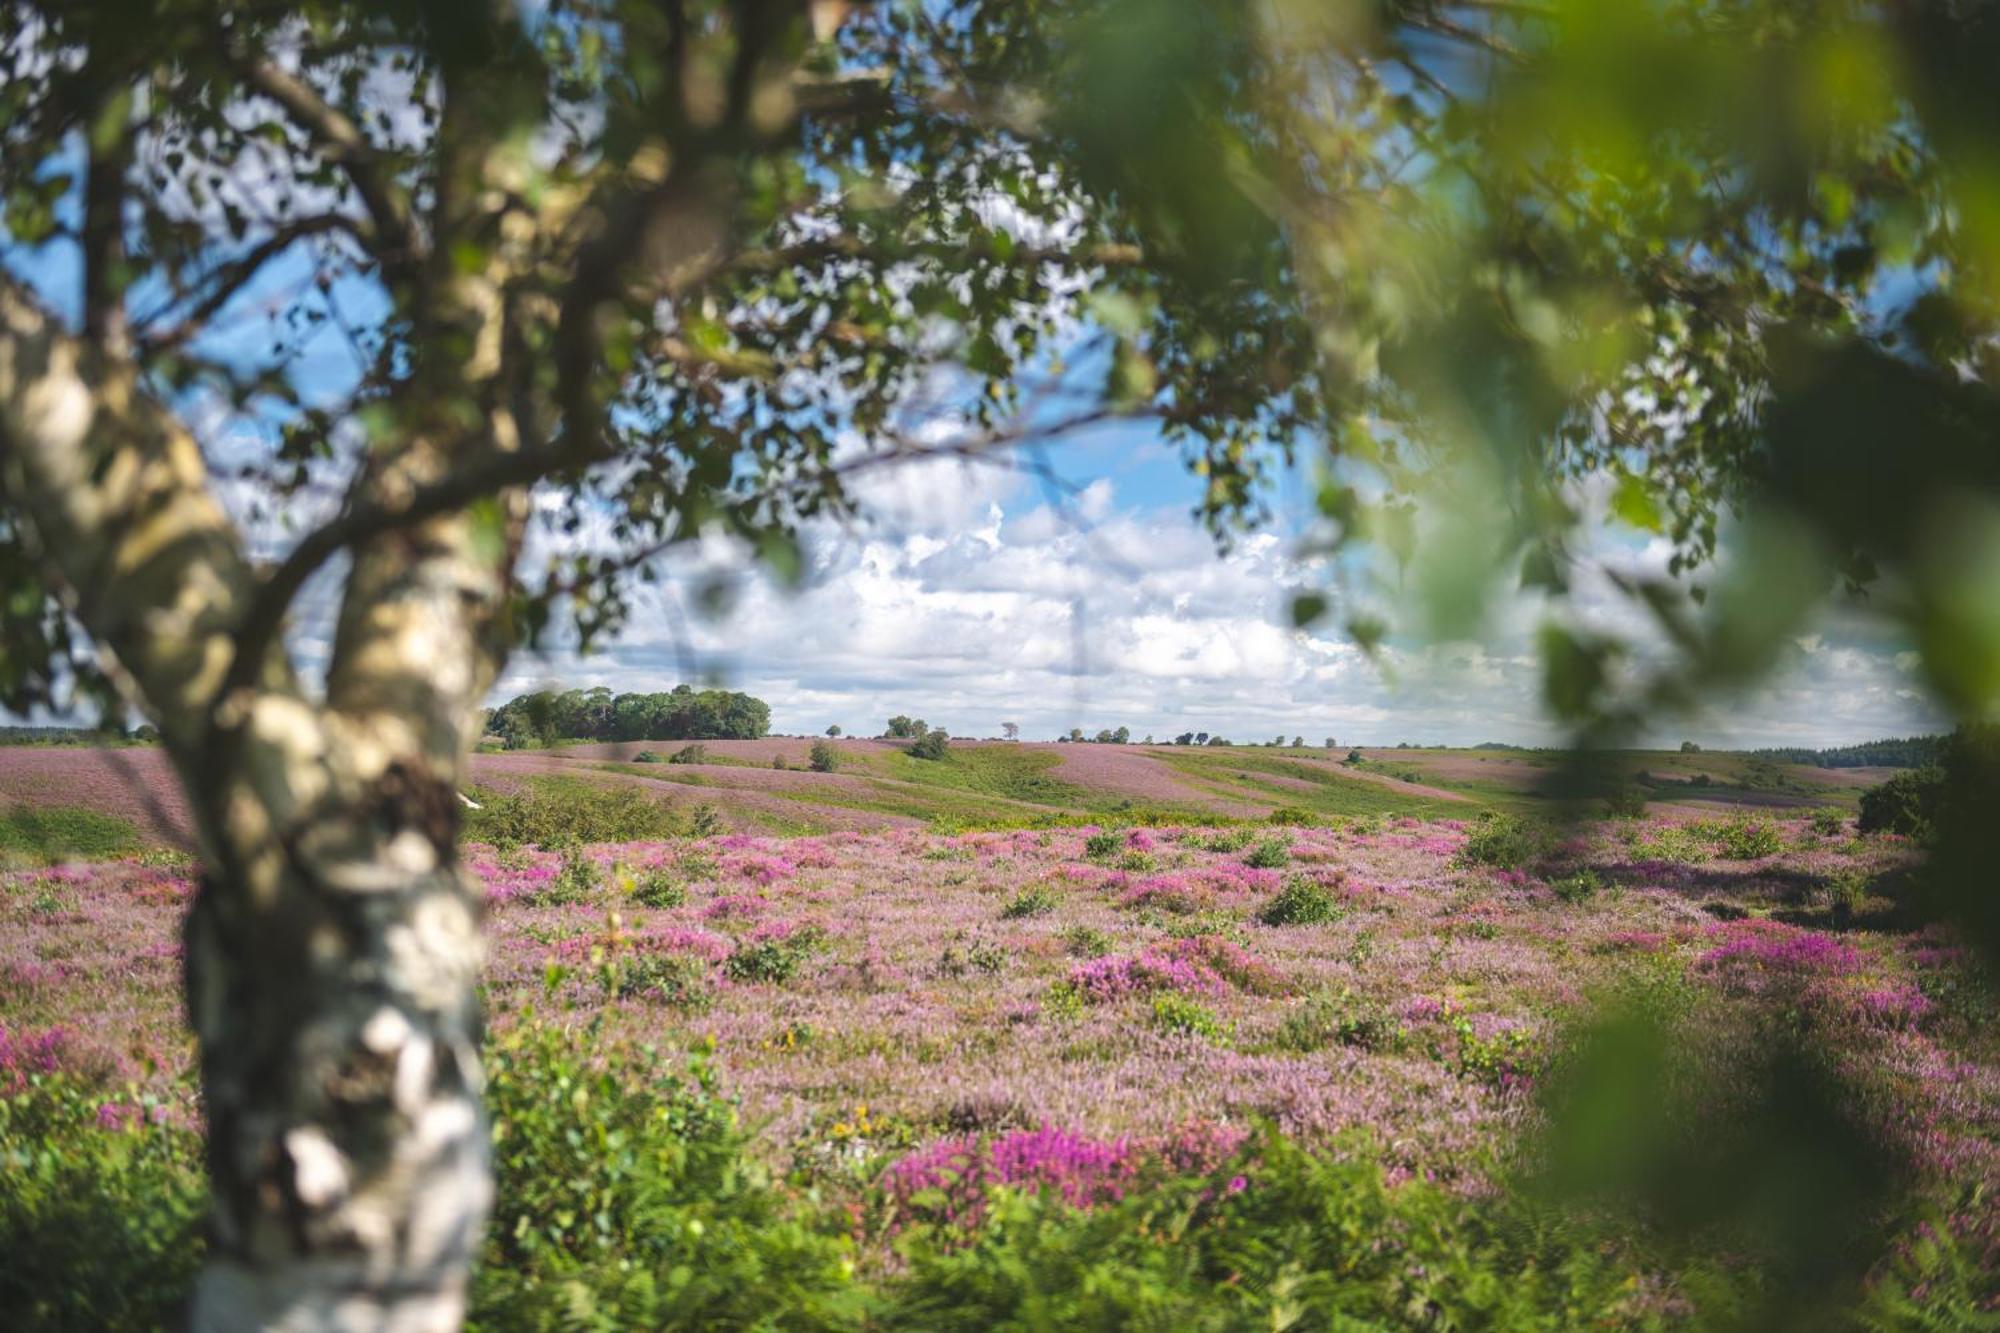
590, 752, 1213, 832
860, 746, 1094, 805
1154, 750, 1478, 821
0, 805, 143, 864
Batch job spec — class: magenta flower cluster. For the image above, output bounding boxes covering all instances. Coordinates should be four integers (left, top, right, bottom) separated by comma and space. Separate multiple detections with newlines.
0, 1023, 74, 1093
1699, 920, 1864, 976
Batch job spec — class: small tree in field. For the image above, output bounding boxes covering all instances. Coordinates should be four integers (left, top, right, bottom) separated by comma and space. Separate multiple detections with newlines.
909, 729, 951, 761
1001, 722, 1020, 742
808, 740, 839, 774
825, 725, 843, 738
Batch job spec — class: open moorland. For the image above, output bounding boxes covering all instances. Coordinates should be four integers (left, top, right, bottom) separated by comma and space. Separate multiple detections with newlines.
0, 738, 1901, 856
0, 739, 1994, 1324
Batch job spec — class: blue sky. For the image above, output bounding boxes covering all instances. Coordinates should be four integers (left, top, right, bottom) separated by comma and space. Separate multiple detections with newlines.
489, 418, 1948, 747
5, 156, 1947, 748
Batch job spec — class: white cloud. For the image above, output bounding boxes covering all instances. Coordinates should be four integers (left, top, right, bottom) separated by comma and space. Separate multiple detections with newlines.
494, 475, 1951, 747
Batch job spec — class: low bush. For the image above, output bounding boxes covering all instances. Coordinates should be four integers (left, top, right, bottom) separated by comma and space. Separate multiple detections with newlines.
1265, 806, 1315, 827
464, 777, 686, 848
524, 844, 600, 906
1457, 813, 1551, 870
1858, 766, 1943, 838
669, 743, 710, 765
1150, 993, 1229, 1042
1277, 988, 1403, 1054
1808, 807, 1848, 838
1242, 836, 1291, 870
1082, 830, 1125, 861
0, 1075, 205, 1330
612, 953, 714, 1010
1061, 925, 1113, 958
909, 730, 951, 761
633, 750, 664, 763
1551, 869, 1601, 905
477, 1022, 863, 1328
809, 739, 840, 773
630, 869, 688, 909
1716, 818, 1783, 860
1602, 785, 1648, 819
1259, 875, 1343, 926
724, 928, 827, 985
883, 1128, 1657, 1328
1189, 828, 1255, 853
1000, 884, 1058, 920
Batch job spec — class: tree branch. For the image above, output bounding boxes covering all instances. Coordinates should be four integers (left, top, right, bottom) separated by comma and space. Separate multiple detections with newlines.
233, 54, 420, 268
0, 277, 268, 759
141, 214, 366, 349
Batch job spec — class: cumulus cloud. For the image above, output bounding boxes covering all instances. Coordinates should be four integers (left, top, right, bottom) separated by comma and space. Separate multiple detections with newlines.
494, 464, 1951, 747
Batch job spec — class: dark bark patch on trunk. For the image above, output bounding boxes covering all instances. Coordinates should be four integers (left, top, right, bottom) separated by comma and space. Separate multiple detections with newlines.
372, 758, 460, 849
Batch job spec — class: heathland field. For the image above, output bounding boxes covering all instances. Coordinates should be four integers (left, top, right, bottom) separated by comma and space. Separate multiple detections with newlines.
1, 738, 1995, 1324
0, 738, 1899, 856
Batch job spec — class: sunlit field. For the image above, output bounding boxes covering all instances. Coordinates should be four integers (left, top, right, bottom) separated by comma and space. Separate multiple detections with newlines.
7, 787, 1994, 1325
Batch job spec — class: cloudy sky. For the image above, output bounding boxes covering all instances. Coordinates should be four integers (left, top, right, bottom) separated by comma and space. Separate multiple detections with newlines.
493, 421, 1949, 749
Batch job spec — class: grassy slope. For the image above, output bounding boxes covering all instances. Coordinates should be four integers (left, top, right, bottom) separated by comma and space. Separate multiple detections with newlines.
0, 806, 144, 865
1153, 748, 1483, 821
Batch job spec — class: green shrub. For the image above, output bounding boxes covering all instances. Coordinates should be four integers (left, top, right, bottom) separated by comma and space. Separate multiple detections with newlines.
1000, 884, 1058, 919
1858, 766, 1943, 838
687, 804, 724, 839
1243, 836, 1291, 870
1190, 827, 1254, 853
1277, 988, 1403, 1054
1716, 818, 1782, 860
723, 928, 826, 985
1602, 785, 1648, 819
633, 750, 665, 763
1061, 925, 1113, 958
883, 1128, 1657, 1329
0, 1076, 205, 1330
1042, 979, 1086, 1022
809, 739, 840, 773
524, 844, 600, 906
1150, 993, 1229, 1042
1259, 875, 1343, 926
1551, 869, 1601, 905
630, 869, 687, 909
669, 743, 710, 765
1808, 807, 1848, 837
909, 730, 951, 761
612, 953, 714, 1010
1265, 806, 1315, 827
965, 942, 1007, 975
1113, 850, 1159, 872
1082, 830, 1124, 861
476, 1022, 862, 1329
1457, 813, 1550, 870
1826, 868, 1867, 928
464, 777, 685, 848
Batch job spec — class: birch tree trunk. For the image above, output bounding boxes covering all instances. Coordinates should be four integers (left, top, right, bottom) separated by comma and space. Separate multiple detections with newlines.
0, 281, 518, 1329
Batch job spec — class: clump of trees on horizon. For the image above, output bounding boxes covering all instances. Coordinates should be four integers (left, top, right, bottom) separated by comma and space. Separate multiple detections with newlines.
1748, 735, 1947, 770
487, 686, 770, 749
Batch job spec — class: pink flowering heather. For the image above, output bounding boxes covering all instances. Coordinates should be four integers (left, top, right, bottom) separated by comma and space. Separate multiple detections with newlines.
1852, 982, 1932, 1029
0, 1023, 75, 1092
1067, 945, 1230, 1002
1699, 919, 1864, 976
1066, 936, 1284, 1003
702, 892, 769, 921
880, 1125, 1142, 1228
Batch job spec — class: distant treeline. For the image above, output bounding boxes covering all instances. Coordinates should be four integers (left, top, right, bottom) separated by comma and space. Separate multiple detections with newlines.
1744, 734, 1945, 768
0, 724, 153, 746
486, 686, 770, 748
